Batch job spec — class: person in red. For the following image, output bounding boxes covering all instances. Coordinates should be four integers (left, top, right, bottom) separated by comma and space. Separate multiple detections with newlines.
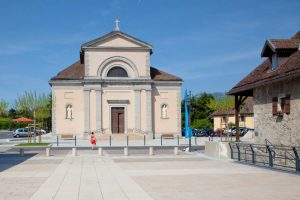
90, 132, 96, 150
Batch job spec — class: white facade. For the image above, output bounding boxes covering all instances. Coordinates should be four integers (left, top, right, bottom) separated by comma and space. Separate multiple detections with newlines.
50, 30, 182, 138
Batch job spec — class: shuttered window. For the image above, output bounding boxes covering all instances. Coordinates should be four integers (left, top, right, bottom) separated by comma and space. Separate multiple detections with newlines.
272, 95, 291, 116
272, 97, 278, 115
284, 95, 290, 114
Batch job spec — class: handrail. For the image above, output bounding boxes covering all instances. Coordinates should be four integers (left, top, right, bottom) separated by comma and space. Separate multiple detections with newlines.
229, 141, 300, 173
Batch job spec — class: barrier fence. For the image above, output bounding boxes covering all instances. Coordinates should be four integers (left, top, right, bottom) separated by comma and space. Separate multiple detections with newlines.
53, 134, 213, 147
229, 142, 300, 173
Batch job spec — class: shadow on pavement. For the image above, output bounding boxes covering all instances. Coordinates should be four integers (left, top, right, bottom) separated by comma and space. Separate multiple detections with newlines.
0, 153, 37, 173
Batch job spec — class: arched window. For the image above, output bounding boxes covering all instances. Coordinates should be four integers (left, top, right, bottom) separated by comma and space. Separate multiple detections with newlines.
107, 66, 128, 77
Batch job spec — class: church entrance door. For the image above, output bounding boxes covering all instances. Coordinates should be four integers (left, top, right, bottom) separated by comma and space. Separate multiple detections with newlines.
111, 107, 125, 133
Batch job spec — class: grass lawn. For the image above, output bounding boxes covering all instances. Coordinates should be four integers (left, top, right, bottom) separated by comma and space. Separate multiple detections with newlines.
16, 143, 50, 147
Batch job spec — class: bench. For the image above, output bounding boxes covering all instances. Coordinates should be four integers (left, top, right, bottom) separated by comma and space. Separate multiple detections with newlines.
161, 134, 175, 139
61, 134, 74, 139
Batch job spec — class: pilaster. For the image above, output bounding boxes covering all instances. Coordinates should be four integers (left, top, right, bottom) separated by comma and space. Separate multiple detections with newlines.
95, 89, 102, 133
134, 90, 141, 131
84, 89, 90, 134
145, 90, 153, 138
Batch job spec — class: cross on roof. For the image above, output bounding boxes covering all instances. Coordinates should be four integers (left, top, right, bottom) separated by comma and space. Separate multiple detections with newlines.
114, 19, 120, 31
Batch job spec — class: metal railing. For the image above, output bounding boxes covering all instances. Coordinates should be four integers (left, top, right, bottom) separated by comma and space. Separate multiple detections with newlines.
229, 142, 300, 173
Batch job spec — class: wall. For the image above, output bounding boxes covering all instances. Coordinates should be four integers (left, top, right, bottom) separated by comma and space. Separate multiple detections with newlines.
52, 86, 84, 135
253, 77, 300, 146
84, 36, 150, 78
213, 115, 254, 130
152, 84, 181, 137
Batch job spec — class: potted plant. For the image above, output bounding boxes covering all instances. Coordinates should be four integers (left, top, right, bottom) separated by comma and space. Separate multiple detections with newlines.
277, 110, 284, 117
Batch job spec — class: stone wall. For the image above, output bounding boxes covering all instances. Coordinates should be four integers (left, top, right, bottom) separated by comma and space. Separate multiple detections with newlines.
253, 76, 300, 146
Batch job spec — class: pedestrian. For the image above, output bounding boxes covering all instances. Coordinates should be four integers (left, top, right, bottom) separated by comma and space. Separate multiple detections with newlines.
90, 132, 96, 150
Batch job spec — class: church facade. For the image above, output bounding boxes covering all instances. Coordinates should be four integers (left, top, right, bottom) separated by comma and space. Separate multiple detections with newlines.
49, 28, 182, 138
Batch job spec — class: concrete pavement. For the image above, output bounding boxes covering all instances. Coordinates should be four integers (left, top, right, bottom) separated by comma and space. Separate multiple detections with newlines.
0, 149, 300, 200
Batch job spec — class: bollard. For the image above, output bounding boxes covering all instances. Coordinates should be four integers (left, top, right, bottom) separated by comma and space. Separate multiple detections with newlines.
194, 137, 197, 145
20, 149, 24, 156
144, 135, 146, 146
177, 135, 179, 145
149, 146, 154, 156
72, 147, 77, 156
57, 136, 59, 146
126, 135, 129, 146
161, 135, 163, 146
98, 148, 103, 156
109, 135, 112, 146
75, 136, 77, 146
124, 147, 129, 156
174, 146, 179, 155
46, 148, 51, 157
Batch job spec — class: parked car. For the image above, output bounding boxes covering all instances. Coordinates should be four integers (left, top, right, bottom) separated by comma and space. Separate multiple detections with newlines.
13, 127, 46, 138
230, 127, 249, 137
13, 128, 33, 138
182, 128, 197, 137
25, 127, 47, 134
194, 128, 214, 137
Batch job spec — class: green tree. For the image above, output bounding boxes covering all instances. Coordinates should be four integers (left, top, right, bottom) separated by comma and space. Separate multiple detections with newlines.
209, 95, 234, 114
181, 92, 215, 129
14, 91, 51, 128
192, 118, 213, 129
0, 99, 8, 115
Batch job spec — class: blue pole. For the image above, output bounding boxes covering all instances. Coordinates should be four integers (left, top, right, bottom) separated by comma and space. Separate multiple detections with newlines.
184, 90, 190, 138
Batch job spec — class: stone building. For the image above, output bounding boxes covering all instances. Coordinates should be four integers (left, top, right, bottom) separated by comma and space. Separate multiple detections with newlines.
212, 97, 254, 131
49, 24, 182, 138
228, 30, 300, 146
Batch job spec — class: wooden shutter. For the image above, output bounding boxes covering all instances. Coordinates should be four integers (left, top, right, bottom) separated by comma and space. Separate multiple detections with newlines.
284, 95, 290, 114
272, 97, 278, 115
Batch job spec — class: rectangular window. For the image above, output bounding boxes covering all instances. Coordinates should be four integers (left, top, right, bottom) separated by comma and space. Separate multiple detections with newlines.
240, 115, 245, 122
271, 54, 278, 70
272, 95, 291, 115
221, 116, 228, 123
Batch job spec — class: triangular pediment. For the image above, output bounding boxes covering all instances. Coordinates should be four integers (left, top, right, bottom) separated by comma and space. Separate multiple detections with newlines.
81, 31, 152, 49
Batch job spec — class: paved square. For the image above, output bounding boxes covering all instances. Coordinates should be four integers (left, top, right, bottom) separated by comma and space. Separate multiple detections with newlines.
0, 149, 299, 200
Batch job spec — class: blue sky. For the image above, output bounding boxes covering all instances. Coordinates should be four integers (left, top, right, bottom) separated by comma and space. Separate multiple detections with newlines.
0, 0, 299, 106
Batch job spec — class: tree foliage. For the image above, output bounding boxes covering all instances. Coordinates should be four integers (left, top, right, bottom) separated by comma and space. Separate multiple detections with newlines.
0, 99, 8, 114
208, 95, 234, 113
182, 92, 235, 130
13, 91, 52, 129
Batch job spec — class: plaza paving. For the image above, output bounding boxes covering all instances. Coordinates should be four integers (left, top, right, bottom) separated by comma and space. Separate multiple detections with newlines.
0, 149, 299, 200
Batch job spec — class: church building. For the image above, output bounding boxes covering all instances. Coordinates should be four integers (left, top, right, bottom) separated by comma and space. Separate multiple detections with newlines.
49, 22, 182, 139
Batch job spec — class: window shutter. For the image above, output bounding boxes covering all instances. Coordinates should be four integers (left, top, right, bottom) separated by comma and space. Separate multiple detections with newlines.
284, 95, 290, 114
272, 97, 278, 115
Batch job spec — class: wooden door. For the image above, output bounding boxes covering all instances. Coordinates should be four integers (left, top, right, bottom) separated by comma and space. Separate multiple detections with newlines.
111, 107, 125, 133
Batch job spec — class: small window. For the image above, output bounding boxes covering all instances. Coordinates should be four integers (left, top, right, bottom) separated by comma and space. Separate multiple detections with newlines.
271, 54, 278, 71
240, 115, 245, 122
221, 116, 228, 123
107, 66, 128, 77
272, 95, 290, 116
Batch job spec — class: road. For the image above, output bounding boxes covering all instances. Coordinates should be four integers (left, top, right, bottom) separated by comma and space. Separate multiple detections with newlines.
0, 131, 14, 139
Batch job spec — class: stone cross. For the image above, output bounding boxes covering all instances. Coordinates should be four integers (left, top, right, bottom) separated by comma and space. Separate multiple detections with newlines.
114, 19, 120, 31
